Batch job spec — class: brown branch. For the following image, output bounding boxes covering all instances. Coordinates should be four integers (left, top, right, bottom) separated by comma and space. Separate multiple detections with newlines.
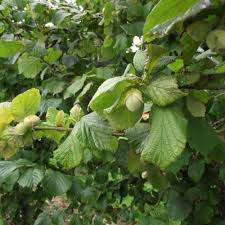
181, 85, 225, 90
34, 126, 72, 132
33, 126, 125, 136
213, 116, 225, 129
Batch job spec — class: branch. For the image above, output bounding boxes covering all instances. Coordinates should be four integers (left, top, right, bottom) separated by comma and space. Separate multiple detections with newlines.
213, 116, 225, 129
181, 85, 225, 90
33, 126, 125, 137
34, 126, 72, 132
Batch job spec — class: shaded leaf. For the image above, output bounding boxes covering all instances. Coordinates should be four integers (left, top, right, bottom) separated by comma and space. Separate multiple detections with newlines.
187, 96, 206, 117
126, 123, 149, 151
34, 212, 53, 225
167, 190, 192, 220
18, 53, 43, 78
121, 22, 144, 36
187, 116, 220, 155
43, 169, 72, 197
0, 161, 20, 180
64, 76, 86, 99
18, 168, 44, 188
188, 160, 205, 182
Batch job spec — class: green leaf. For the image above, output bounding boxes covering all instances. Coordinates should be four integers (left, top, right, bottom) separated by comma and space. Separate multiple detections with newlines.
103, 2, 114, 26
0, 214, 4, 225
121, 22, 144, 36
127, 150, 144, 174
18, 168, 44, 188
18, 53, 43, 78
178, 72, 200, 87
193, 202, 214, 224
145, 44, 167, 76
167, 190, 192, 220
0, 170, 20, 192
104, 89, 144, 130
68, 214, 83, 225
167, 59, 184, 72
11, 88, 41, 121
44, 48, 62, 64
53, 10, 71, 26
64, 76, 86, 99
126, 122, 149, 151
188, 160, 205, 182
219, 165, 225, 183
216, 63, 225, 74
52, 210, 65, 225
143, 0, 210, 38
34, 107, 70, 144
148, 165, 169, 190
187, 117, 220, 155
0, 161, 20, 180
141, 105, 187, 170
168, 151, 190, 175
43, 169, 72, 197
187, 20, 212, 42
34, 212, 53, 225
180, 33, 199, 64
76, 82, 93, 103
52, 130, 83, 170
209, 141, 225, 162
133, 50, 147, 72
0, 160, 32, 183
74, 112, 118, 152
187, 96, 206, 117
89, 76, 132, 116
42, 78, 66, 95
0, 40, 22, 58
146, 76, 186, 106
138, 217, 165, 225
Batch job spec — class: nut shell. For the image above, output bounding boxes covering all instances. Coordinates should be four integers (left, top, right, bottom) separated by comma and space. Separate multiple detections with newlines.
23, 115, 40, 128
125, 89, 143, 112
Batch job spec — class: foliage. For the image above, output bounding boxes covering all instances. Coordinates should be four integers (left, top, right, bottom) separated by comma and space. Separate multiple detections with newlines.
0, 0, 225, 224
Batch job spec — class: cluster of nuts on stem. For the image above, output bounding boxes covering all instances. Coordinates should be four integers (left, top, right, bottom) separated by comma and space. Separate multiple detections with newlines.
15, 115, 40, 135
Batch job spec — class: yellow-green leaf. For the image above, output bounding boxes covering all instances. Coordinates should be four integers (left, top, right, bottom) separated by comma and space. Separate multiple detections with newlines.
11, 88, 41, 121
0, 102, 14, 127
0, 40, 22, 58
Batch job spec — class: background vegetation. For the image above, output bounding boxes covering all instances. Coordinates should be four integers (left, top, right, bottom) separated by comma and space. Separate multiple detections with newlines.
0, 0, 225, 224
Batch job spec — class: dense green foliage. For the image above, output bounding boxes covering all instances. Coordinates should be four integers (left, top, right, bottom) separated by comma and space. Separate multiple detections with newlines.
0, 0, 225, 224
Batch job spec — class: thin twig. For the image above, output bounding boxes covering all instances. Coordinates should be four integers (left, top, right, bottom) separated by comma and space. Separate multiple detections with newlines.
182, 85, 225, 90
34, 126, 72, 132
33, 126, 125, 136
213, 116, 225, 129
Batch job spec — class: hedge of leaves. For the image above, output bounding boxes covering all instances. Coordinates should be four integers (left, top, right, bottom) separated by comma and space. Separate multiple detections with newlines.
0, 0, 225, 224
